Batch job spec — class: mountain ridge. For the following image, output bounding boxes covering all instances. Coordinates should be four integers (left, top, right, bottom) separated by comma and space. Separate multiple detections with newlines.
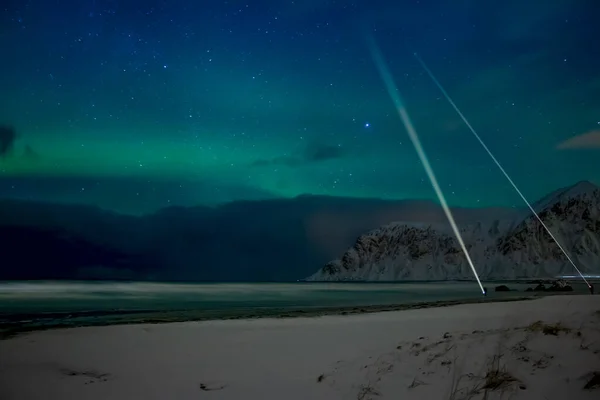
307, 181, 600, 281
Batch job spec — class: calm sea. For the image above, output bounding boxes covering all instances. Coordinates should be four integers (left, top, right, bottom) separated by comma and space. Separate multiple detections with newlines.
0, 280, 588, 335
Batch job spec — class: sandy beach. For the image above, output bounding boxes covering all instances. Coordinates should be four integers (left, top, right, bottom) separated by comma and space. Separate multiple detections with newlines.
1, 295, 598, 400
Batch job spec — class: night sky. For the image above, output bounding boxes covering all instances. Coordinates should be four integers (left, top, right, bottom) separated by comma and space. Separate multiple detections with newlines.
1, 0, 599, 214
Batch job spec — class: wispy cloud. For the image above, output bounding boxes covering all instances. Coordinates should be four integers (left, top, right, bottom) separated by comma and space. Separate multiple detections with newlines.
0, 125, 42, 161
251, 142, 347, 168
23, 145, 40, 161
0, 125, 16, 158
556, 130, 600, 150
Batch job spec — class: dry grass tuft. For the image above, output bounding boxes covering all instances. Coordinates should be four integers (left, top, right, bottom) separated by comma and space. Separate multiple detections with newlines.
583, 372, 600, 390
408, 377, 426, 389
526, 320, 571, 336
356, 383, 380, 400
482, 368, 518, 391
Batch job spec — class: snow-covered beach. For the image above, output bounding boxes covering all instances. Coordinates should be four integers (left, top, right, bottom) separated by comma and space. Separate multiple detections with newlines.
1, 294, 598, 399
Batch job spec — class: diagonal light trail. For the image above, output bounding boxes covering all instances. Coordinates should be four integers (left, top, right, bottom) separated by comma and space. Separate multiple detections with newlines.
414, 53, 591, 288
366, 35, 486, 294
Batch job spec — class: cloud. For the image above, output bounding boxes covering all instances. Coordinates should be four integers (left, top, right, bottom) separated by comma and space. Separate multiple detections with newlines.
23, 145, 40, 160
556, 130, 600, 150
0, 175, 278, 215
251, 142, 347, 168
305, 142, 345, 162
0, 125, 16, 158
0, 125, 39, 160
250, 156, 300, 168
0, 192, 525, 281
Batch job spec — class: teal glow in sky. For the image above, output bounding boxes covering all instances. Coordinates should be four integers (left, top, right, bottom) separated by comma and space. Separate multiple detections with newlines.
0, 0, 599, 213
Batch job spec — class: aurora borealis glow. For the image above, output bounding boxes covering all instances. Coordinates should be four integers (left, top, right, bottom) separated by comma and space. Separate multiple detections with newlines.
1, 0, 599, 213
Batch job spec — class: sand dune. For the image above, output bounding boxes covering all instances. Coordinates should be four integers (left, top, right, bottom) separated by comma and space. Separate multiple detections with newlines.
1, 295, 599, 399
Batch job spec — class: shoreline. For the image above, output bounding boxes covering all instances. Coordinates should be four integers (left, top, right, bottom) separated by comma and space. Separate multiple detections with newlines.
0, 294, 598, 399
0, 292, 563, 340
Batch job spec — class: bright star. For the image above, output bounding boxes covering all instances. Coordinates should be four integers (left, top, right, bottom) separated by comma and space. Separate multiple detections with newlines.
365, 122, 370, 128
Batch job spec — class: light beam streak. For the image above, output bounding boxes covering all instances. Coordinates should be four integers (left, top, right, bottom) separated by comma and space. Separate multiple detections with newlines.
366, 35, 486, 295
414, 53, 591, 288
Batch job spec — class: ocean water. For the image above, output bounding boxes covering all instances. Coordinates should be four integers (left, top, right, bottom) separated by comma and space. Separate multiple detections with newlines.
0, 280, 588, 334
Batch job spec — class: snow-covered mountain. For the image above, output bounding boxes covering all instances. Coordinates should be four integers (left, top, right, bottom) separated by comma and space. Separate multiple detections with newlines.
307, 181, 600, 281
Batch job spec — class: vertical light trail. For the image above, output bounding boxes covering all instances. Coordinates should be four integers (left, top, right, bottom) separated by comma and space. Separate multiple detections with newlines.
414, 53, 591, 288
366, 35, 486, 294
